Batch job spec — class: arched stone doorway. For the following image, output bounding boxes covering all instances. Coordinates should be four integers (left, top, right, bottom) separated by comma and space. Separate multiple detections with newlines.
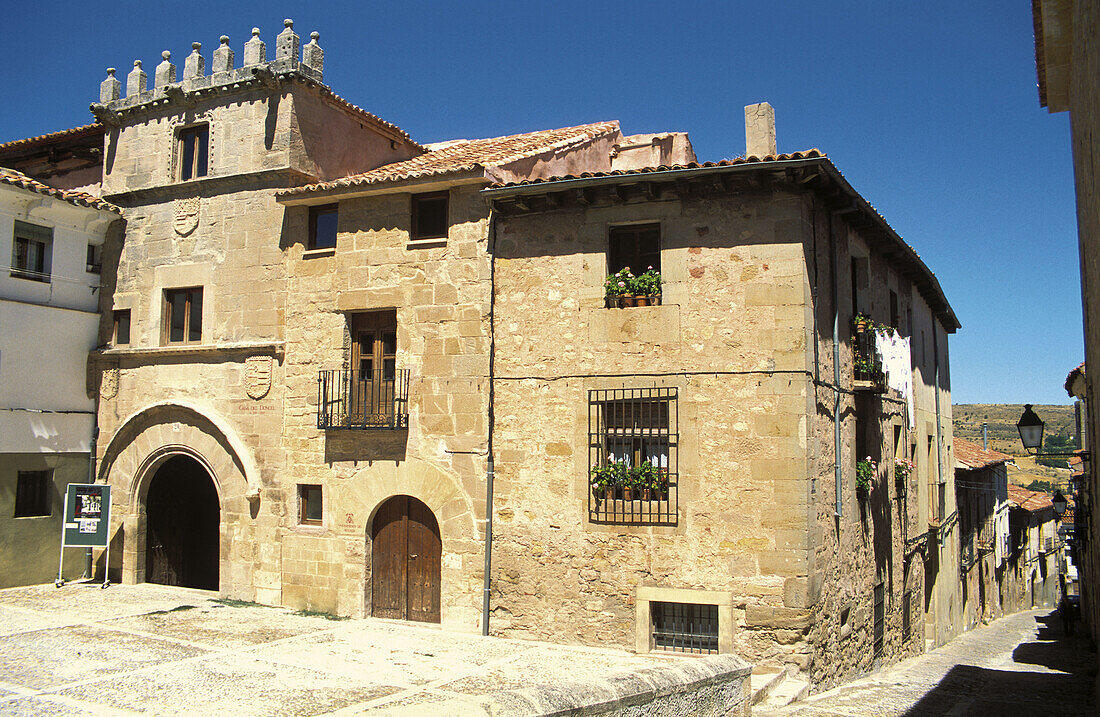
371, 495, 441, 623
145, 454, 220, 590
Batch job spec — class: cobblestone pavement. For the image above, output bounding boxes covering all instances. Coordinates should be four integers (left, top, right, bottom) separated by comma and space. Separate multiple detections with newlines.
760, 609, 1096, 716
0, 582, 748, 716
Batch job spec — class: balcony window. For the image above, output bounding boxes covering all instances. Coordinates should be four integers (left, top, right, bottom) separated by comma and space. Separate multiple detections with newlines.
588, 387, 678, 525
318, 310, 409, 429
853, 329, 885, 392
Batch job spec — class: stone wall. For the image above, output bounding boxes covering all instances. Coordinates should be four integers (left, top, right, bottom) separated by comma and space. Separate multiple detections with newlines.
490, 189, 816, 666
277, 183, 490, 629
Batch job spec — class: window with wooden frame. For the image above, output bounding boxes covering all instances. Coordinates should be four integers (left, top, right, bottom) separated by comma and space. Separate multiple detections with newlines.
163, 287, 203, 345
308, 204, 338, 250
588, 387, 678, 525
113, 309, 131, 345
178, 124, 209, 181
298, 484, 323, 525
411, 191, 448, 241
86, 243, 103, 274
14, 470, 51, 518
608, 224, 660, 276
10, 221, 52, 282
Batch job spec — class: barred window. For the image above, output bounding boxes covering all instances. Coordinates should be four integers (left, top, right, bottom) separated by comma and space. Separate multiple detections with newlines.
651, 601, 718, 654
14, 470, 51, 518
588, 387, 678, 525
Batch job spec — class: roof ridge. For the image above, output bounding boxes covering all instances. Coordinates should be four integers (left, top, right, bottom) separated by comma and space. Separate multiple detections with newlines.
0, 123, 105, 153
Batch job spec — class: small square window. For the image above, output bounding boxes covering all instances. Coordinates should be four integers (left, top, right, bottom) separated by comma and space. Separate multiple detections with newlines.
87, 243, 103, 274
608, 224, 660, 276
163, 287, 202, 345
178, 125, 209, 181
113, 309, 131, 345
299, 484, 322, 525
308, 204, 338, 250
14, 470, 51, 518
651, 601, 718, 654
411, 191, 448, 241
11, 221, 52, 282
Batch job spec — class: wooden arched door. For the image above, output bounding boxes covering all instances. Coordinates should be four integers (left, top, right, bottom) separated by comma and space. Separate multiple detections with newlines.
371, 495, 441, 623
145, 455, 219, 590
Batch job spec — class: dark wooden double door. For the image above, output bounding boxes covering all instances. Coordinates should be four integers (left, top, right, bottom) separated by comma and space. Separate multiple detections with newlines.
350, 311, 397, 426
145, 455, 219, 590
371, 495, 441, 623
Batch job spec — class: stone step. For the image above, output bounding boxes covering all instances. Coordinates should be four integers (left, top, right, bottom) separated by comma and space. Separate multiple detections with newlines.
760, 674, 810, 710
750, 665, 787, 706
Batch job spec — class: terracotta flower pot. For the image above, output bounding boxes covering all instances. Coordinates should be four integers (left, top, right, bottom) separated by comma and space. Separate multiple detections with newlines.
621, 295, 639, 308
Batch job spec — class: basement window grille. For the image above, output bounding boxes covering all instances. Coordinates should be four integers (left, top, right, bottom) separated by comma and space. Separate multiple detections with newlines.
651, 601, 718, 654
588, 386, 678, 526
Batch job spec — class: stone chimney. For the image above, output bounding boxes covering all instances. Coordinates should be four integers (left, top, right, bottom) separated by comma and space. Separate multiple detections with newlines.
212, 36, 234, 77
126, 60, 147, 97
745, 102, 777, 158
183, 42, 205, 81
99, 68, 121, 103
243, 27, 266, 66
155, 50, 176, 89
276, 19, 299, 61
302, 31, 324, 78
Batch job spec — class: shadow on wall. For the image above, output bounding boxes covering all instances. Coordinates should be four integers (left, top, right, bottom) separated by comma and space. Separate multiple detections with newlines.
902, 611, 1096, 715
324, 430, 408, 464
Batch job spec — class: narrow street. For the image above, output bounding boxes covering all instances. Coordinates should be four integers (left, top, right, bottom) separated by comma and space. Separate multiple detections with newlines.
760, 609, 1096, 716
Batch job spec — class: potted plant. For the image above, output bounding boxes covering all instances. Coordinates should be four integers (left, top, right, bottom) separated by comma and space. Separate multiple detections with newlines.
894, 457, 913, 495
853, 312, 873, 333
855, 457, 875, 496
628, 267, 662, 306
590, 464, 616, 503
604, 267, 634, 307
633, 460, 660, 500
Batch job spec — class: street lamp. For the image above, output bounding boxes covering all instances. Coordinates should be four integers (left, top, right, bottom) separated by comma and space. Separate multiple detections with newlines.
1053, 489, 1068, 517
1017, 404, 1045, 454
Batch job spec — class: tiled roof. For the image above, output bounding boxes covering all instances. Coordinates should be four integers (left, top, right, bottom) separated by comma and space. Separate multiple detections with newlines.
0, 167, 120, 213
277, 121, 620, 198
1007, 484, 1053, 512
954, 438, 1013, 470
489, 149, 825, 188
1065, 361, 1085, 396
0, 123, 105, 154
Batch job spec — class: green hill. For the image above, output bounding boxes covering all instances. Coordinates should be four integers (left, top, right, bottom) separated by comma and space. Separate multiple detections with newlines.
952, 403, 1077, 456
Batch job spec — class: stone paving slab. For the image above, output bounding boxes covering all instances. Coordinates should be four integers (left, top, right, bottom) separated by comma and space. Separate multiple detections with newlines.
0, 582, 751, 716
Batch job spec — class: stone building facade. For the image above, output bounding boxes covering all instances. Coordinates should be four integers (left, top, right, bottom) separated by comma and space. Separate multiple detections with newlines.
954, 438, 1012, 629
482, 110, 959, 687
2, 23, 962, 691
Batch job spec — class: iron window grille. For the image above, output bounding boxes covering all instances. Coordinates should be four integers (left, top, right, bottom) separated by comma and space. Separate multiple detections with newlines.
651, 601, 718, 654
318, 368, 410, 430
588, 387, 678, 526
14, 470, 51, 518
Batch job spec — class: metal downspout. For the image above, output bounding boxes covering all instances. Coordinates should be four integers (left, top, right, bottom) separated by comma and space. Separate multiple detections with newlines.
482, 209, 497, 636
830, 212, 842, 518
934, 327, 944, 487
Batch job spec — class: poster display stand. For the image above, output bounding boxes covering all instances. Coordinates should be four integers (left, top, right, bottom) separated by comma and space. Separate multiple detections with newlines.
56, 484, 111, 589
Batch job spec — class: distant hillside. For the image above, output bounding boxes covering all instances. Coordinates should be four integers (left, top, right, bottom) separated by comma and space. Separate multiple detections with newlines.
952, 403, 1077, 456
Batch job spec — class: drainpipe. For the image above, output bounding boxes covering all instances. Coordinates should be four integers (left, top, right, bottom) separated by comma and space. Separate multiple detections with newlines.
933, 326, 944, 494
482, 208, 498, 636
830, 212, 843, 518
84, 415, 99, 579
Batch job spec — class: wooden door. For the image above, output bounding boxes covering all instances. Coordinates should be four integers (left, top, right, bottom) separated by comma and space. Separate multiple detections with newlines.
350, 311, 397, 425
145, 455, 219, 590
371, 495, 441, 623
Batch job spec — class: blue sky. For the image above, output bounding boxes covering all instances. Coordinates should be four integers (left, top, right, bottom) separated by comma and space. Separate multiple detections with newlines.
3, 1, 1081, 405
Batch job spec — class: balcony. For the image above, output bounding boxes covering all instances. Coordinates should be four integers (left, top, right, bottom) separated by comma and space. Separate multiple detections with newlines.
317, 369, 410, 430
852, 330, 885, 392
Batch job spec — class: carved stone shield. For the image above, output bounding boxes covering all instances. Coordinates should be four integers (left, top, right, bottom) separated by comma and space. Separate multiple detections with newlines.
245, 356, 271, 399
101, 368, 119, 400
174, 197, 200, 236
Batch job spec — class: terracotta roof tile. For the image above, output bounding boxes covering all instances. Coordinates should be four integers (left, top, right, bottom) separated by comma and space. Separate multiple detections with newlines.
954, 438, 1013, 470
489, 149, 825, 188
0, 123, 105, 154
1007, 484, 1054, 512
277, 121, 620, 198
0, 167, 119, 213
1065, 361, 1085, 396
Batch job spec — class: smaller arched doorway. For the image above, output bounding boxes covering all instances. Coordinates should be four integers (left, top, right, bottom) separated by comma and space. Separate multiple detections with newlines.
145, 455, 220, 590
371, 495, 441, 623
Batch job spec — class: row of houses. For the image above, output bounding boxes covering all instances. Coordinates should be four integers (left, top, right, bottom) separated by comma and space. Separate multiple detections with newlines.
0, 19, 1054, 692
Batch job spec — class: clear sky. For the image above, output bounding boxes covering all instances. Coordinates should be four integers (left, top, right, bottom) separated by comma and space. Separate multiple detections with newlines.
2, 1, 1081, 405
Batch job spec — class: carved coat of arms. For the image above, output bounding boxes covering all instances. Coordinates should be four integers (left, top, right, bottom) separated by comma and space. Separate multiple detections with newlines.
100, 368, 119, 400
244, 356, 271, 399
174, 197, 200, 236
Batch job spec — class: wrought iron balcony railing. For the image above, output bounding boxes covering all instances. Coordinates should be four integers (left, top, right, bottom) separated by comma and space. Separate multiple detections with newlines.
853, 330, 886, 392
317, 369, 410, 430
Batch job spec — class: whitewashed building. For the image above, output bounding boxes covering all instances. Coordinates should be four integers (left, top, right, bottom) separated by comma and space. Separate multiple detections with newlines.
0, 167, 121, 587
